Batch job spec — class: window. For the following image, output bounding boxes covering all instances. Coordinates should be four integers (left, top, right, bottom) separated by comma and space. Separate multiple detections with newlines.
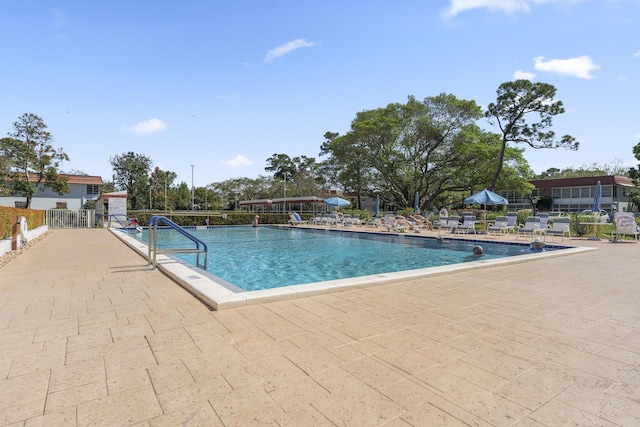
87, 185, 100, 195
56, 202, 67, 209
581, 187, 590, 198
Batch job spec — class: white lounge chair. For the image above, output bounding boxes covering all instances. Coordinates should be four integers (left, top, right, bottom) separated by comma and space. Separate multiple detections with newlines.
456, 215, 477, 234
487, 216, 509, 237
516, 217, 541, 240
505, 212, 518, 233
536, 213, 549, 234
613, 212, 639, 241
545, 217, 571, 242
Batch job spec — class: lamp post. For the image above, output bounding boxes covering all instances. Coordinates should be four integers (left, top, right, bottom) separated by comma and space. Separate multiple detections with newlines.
531, 195, 539, 216
282, 175, 287, 213
190, 165, 195, 211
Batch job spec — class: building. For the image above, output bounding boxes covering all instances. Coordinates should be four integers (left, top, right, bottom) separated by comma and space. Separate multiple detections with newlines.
0, 174, 104, 210
505, 175, 634, 213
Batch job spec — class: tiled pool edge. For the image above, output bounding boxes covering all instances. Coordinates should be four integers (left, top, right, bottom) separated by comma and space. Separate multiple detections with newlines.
110, 228, 597, 310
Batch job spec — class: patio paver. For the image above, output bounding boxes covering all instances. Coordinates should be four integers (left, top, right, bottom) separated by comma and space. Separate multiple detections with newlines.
1, 228, 639, 426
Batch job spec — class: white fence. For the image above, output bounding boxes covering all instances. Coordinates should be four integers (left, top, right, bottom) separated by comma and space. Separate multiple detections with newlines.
46, 209, 96, 229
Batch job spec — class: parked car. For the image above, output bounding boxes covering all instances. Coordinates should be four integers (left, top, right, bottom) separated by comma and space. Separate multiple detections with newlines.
580, 209, 610, 223
546, 211, 569, 218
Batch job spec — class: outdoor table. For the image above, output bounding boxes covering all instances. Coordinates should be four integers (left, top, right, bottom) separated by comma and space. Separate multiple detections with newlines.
579, 222, 602, 241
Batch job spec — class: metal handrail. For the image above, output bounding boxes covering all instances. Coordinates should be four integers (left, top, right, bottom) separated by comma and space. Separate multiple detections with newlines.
148, 215, 208, 270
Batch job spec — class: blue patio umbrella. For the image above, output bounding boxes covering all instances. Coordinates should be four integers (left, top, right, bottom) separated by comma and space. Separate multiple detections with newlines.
464, 189, 509, 227
375, 195, 380, 215
414, 192, 420, 213
324, 197, 351, 209
592, 180, 601, 213
464, 189, 508, 206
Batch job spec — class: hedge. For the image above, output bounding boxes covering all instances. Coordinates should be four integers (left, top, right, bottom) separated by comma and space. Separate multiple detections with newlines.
0, 207, 46, 240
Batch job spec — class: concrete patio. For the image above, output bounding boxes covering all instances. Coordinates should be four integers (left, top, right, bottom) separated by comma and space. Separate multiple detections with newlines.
1, 228, 639, 426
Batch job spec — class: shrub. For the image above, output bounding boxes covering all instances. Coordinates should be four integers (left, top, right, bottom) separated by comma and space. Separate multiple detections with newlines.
0, 207, 46, 239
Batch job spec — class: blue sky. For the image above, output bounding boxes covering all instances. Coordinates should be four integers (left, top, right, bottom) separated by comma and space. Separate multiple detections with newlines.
1, 0, 639, 188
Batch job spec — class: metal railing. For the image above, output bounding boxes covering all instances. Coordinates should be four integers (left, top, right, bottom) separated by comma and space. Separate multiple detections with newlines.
147, 215, 208, 270
46, 209, 95, 228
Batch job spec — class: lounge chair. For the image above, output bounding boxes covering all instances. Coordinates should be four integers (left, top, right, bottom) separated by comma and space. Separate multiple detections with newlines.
505, 212, 518, 233
536, 213, 549, 234
438, 217, 461, 235
516, 217, 541, 240
456, 215, 477, 234
395, 216, 419, 233
545, 217, 571, 242
352, 214, 362, 226
613, 212, 639, 241
288, 212, 305, 226
486, 216, 509, 237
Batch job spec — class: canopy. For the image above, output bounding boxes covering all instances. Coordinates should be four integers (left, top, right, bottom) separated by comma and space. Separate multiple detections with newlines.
464, 189, 508, 206
324, 197, 351, 208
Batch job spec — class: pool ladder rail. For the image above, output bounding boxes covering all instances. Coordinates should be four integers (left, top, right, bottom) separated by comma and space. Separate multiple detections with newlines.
147, 216, 208, 271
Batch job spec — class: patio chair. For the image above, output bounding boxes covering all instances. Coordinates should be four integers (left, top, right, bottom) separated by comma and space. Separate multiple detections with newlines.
486, 216, 509, 237
613, 212, 639, 241
536, 213, 549, 232
545, 217, 571, 243
516, 217, 541, 240
456, 215, 477, 234
438, 217, 461, 235
505, 212, 518, 233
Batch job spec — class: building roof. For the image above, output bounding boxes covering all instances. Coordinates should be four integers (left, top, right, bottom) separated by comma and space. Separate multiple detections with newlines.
25, 173, 104, 185
530, 175, 633, 189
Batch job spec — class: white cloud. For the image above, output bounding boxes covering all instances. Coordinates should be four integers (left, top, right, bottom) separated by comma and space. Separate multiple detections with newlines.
533, 55, 599, 79
442, 0, 584, 18
124, 118, 167, 135
264, 39, 317, 63
513, 70, 536, 80
443, 0, 529, 18
634, 50, 640, 57
224, 155, 253, 168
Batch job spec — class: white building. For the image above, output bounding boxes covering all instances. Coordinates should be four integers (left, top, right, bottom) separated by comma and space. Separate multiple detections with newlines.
0, 174, 104, 210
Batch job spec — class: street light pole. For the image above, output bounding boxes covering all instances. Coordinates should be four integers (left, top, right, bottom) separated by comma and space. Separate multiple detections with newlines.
283, 175, 287, 213
190, 165, 195, 211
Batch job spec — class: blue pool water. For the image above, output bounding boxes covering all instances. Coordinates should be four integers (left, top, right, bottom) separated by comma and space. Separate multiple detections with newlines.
132, 226, 556, 292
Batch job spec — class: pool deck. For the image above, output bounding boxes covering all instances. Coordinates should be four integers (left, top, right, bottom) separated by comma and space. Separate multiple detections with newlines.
1, 229, 639, 426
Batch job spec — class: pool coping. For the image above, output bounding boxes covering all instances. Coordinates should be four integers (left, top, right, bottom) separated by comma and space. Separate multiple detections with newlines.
110, 227, 596, 311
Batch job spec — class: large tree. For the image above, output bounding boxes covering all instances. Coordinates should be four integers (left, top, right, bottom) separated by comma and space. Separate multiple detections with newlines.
485, 80, 579, 190
149, 166, 177, 211
110, 152, 152, 210
1, 113, 70, 208
321, 94, 532, 211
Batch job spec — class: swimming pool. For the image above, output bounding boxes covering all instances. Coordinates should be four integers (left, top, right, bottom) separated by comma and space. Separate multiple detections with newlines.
131, 226, 562, 291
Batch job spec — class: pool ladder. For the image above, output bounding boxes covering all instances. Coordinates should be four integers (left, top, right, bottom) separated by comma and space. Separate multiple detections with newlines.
148, 216, 208, 271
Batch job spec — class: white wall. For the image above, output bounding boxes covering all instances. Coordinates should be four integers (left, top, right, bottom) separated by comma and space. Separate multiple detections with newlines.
0, 225, 49, 257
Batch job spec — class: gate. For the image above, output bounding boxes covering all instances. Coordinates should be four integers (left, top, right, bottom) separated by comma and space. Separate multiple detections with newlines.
46, 209, 96, 229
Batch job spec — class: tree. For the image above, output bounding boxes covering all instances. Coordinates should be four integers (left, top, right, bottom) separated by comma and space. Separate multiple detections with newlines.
110, 152, 152, 210
485, 80, 579, 191
321, 94, 531, 211
1, 114, 70, 208
628, 142, 640, 210
149, 166, 177, 210
264, 154, 325, 197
